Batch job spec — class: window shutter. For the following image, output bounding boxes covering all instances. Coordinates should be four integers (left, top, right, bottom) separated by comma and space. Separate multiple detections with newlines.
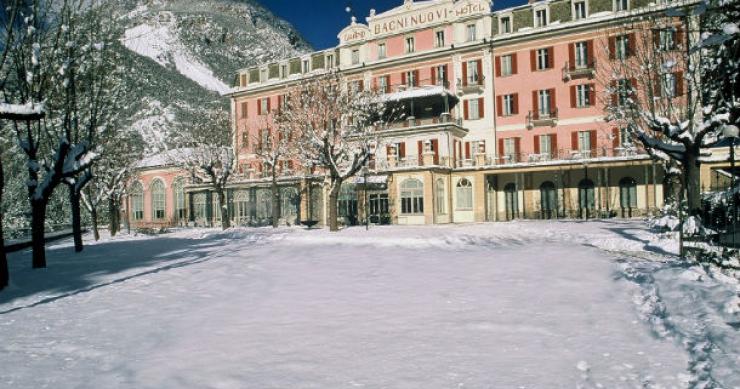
627, 33, 635, 56
495, 56, 501, 77
496, 95, 503, 116
586, 40, 594, 65
534, 135, 541, 154
653, 29, 661, 49
478, 97, 484, 118
530, 49, 537, 71
551, 134, 558, 156
462, 63, 468, 86
532, 90, 539, 119
588, 84, 595, 106
568, 44, 575, 70
675, 26, 684, 48
608, 36, 616, 60
413, 70, 420, 86
570, 85, 577, 108
476, 60, 483, 84
431, 66, 437, 84
431, 139, 439, 164
241, 102, 248, 118
465, 142, 471, 159
514, 138, 521, 160
386, 145, 392, 157
418, 140, 423, 163
612, 128, 620, 148
675, 71, 684, 96
443, 64, 449, 82
589, 130, 597, 156
257, 99, 262, 115
547, 47, 554, 68
373, 77, 378, 91
654, 76, 662, 97
571, 131, 579, 150
512, 93, 519, 114
464, 100, 470, 119
399, 142, 406, 158
549, 88, 556, 114
359, 80, 364, 92
610, 80, 618, 106
498, 139, 505, 159
511, 53, 518, 74
267, 97, 272, 112
277, 96, 283, 112
401, 72, 406, 86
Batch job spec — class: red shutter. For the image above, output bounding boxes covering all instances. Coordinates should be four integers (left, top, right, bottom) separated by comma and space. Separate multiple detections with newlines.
464, 100, 469, 119
547, 47, 554, 68
551, 134, 558, 157
257, 99, 262, 115
588, 84, 595, 106
431, 139, 439, 164
465, 142, 471, 159
417, 140, 423, 163
431, 66, 437, 84
462, 63, 468, 86
530, 49, 537, 71
532, 90, 539, 119
586, 40, 594, 65
267, 97, 271, 112
627, 33, 635, 56
512, 53, 518, 74
610, 80, 618, 106
413, 70, 420, 86
570, 85, 577, 108
386, 145, 392, 157
496, 95, 503, 116
675, 26, 684, 48
608, 36, 616, 60
568, 43, 575, 70
589, 130, 597, 156
654, 75, 662, 97
534, 135, 541, 154
653, 29, 661, 49
443, 64, 449, 83
498, 138, 505, 160
399, 142, 406, 158
514, 138, 521, 161
549, 88, 556, 114
401, 72, 406, 86
359, 80, 364, 91
675, 71, 684, 96
476, 60, 483, 84
277, 95, 283, 112
612, 127, 620, 148
571, 131, 579, 150
478, 97, 484, 118
512, 93, 519, 114
495, 56, 501, 77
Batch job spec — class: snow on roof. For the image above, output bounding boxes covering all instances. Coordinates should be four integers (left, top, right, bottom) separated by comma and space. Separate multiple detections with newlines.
381, 85, 455, 102
136, 148, 193, 169
0, 102, 45, 119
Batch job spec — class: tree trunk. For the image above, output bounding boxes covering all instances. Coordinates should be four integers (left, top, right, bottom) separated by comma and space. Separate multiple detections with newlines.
69, 185, 84, 252
0, 158, 8, 290
271, 171, 280, 228
328, 179, 342, 232
90, 205, 100, 241
218, 189, 230, 230
31, 199, 48, 268
684, 152, 702, 216
109, 197, 118, 237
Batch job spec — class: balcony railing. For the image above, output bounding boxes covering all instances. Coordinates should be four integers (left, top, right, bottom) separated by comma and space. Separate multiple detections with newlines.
387, 114, 463, 130
527, 108, 559, 128
562, 60, 596, 81
494, 147, 645, 165
456, 75, 485, 93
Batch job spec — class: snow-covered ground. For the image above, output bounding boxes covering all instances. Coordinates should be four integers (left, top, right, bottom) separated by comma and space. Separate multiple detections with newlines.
1, 220, 738, 388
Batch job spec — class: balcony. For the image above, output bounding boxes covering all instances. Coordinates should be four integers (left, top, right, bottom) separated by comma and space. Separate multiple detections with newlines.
527, 109, 559, 128
562, 60, 596, 81
493, 147, 647, 167
456, 75, 485, 95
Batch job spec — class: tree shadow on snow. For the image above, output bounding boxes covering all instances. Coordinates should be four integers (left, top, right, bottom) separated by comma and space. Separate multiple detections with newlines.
601, 223, 676, 257
0, 229, 275, 314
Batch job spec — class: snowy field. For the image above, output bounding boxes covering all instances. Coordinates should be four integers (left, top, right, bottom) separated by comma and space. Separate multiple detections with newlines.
1, 220, 738, 388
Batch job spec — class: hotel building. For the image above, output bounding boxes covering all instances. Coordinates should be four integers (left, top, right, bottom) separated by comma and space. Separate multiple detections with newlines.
129, 0, 695, 228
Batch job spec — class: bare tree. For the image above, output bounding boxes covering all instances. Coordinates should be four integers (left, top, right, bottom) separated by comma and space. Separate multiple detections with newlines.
275, 72, 397, 231
170, 108, 234, 230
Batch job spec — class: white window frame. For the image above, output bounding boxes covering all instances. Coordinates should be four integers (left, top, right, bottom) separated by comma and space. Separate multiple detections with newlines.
539, 134, 553, 157
576, 84, 591, 107
467, 23, 477, 42
466, 60, 480, 85
280, 64, 287, 79
501, 54, 513, 76
259, 68, 267, 82
573, 0, 588, 20
455, 178, 474, 210
499, 14, 513, 34
534, 7, 549, 28
378, 76, 388, 93
435, 178, 446, 215
503, 94, 514, 116
614, 0, 630, 12
503, 138, 517, 162
351, 49, 360, 65
326, 54, 335, 69
615, 34, 629, 60
661, 72, 677, 98
578, 131, 592, 152
435, 30, 445, 47
405, 70, 416, 87
538, 89, 551, 116
302, 59, 310, 73
537, 48, 549, 70
658, 29, 675, 51
400, 178, 424, 215
377, 42, 386, 59
151, 179, 166, 220
468, 99, 480, 120
405, 36, 415, 53
575, 41, 588, 68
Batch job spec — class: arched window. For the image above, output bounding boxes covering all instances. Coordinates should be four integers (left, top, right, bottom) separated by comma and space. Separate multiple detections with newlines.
504, 183, 518, 220
234, 191, 250, 225
173, 178, 186, 221
131, 182, 144, 220
281, 187, 300, 223
338, 184, 358, 222
193, 193, 207, 221
150, 179, 166, 220
435, 178, 446, 214
400, 178, 424, 214
256, 189, 272, 221
540, 181, 557, 219
212, 193, 222, 222
578, 179, 595, 211
619, 177, 638, 209
455, 178, 473, 210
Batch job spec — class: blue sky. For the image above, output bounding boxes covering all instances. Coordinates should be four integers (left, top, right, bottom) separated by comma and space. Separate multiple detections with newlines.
262, 0, 521, 50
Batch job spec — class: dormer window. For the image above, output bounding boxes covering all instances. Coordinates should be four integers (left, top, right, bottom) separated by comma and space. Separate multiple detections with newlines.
435, 30, 445, 47
615, 0, 629, 12
405, 36, 415, 53
259, 68, 267, 82
535, 8, 548, 27
280, 64, 287, 79
351, 49, 360, 65
326, 54, 335, 69
574, 1, 587, 19
500, 16, 512, 34
467, 24, 477, 41
302, 59, 310, 73
378, 43, 387, 59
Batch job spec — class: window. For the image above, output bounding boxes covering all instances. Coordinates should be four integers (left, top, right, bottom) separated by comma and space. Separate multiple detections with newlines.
500, 16, 511, 33
615, 34, 629, 59
436, 178, 446, 214
234, 191, 250, 225
619, 127, 630, 146
574, 1, 587, 19
351, 49, 360, 65
540, 181, 557, 217
501, 54, 513, 76
434, 64, 447, 85
405, 36, 415, 53
240, 101, 248, 118
503, 138, 517, 162
131, 182, 144, 220
377, 43, 386, 59
539, 134, 553, 157
538, 89, 552, 116
239, 74, 247, 87
578, 130, 592, 152
212, 194, 221, 222
326, 54, 335, 69
404, 70, 417, 87
259, 98, 268, 115
259, 68, 267, 82
536, 48, 550, 70
151, 179, 166, 220
503, 94, 515, 116
466, 60, 480, 85
535, 9, 548, 27
378, 75, 389, 93
615, 0, 629, 12
617, 78, 632, 106
193, 193, 207, 221
435, 30, 445, 47
661, 73, 677, 98
468, 99, 481, 120
302, 59, 310, 73
575, 41, 588, 68
280, 64, 287, 79
619, 177, 638, 208
467, 24, 477, 41
400, 178, 424, 214
578, 179, 595, 211
576, 84, 591, 107
658, 29, 675, 51
173, 178, 186, 221
456, 178, 473, 210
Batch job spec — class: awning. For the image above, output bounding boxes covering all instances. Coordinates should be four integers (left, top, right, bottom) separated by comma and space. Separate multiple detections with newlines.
381, 85, 456, 102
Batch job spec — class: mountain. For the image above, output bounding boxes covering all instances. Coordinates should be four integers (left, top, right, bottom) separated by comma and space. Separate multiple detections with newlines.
113, 0, 312, 148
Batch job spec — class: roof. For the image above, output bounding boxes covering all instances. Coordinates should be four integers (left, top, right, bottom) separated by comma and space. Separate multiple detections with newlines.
136, 148, 193, 169
381, 85, 457, 102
